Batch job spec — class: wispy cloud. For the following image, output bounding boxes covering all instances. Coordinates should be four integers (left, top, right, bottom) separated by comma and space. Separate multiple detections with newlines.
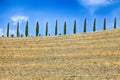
81, 0, 115, 6
10, 16, 28, 25
80, 0, 117, 14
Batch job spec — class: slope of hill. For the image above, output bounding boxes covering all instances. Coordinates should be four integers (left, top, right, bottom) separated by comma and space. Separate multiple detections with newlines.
0, 29, 120, 80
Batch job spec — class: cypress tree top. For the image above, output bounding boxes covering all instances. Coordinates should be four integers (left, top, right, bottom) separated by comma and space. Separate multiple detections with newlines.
36, 21, 39, 36
73, 20, 76, 34
84, 18, 87, 33
64, 21, 66, 35
25, 21, 29, 37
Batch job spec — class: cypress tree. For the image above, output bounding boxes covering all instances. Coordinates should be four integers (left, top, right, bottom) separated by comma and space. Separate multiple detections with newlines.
93, 18, 96, 32
73, 20, 76, 34
114, 17, 116, 29
17, 21, 19, 37
46, 22, 48, 36
36, 21, 39, 36
55, 20, 58, 35
64, 21, 66, 35
25, 21, 28, 37
7, 22, 9, 37
103, 18, 106, 30
84, 18, 87, 33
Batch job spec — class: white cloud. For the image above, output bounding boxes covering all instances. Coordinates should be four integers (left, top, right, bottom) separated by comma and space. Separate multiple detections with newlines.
81, 0, 114, 5
10, 16, 28, 25
80, 0, 117, 14
80, 0, 118, 6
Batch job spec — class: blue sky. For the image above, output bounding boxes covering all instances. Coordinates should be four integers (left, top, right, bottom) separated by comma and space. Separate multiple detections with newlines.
0, 0, 120, 36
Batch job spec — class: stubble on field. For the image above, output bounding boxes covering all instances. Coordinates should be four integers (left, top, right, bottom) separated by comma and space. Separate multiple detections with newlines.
0, 29, 120, 80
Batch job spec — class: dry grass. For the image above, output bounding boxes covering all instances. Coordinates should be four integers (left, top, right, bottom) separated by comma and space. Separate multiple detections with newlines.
0, 29, 120, 80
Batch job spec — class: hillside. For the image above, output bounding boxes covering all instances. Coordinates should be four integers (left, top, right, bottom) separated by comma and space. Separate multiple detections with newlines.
0, 29, 120, 80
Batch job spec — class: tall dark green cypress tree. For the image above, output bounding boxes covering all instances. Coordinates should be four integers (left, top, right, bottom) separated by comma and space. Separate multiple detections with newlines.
46, 22, 48, 36
84, 18, 87, 33
7, 22, 9, 37
93, 18, 96, 32
103, 18, 106, 30
17, 21, 19, 37
64, 21, 66, 35
55, 20, 58, 35
114, 17, 116, 29
25, 21, 28, 37
36, 21, 39, 36
73, 20, 76, 34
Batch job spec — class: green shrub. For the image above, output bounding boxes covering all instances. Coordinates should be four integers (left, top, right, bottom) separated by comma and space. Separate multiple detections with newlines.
21, 34, 23, 37
2, 35, 4, 37
11, 34, 14, 37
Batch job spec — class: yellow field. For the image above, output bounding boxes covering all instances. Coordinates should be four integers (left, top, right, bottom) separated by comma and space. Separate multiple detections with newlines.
0, 29, 120, 80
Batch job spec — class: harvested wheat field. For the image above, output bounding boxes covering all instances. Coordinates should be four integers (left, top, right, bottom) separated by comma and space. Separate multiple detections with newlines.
0, 29, 120, 80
